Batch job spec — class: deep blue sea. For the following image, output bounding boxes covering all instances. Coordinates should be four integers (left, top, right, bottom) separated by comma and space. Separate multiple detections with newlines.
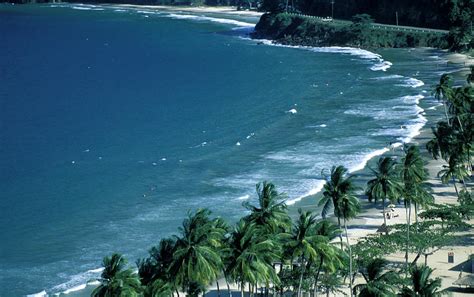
0, 3, 458, 296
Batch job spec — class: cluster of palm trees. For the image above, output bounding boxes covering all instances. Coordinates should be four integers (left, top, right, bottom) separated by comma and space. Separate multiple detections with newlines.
91, 160, 446, 297
428, 71, 473, 197
92, 179, 357, 297
91, 71, 473, 297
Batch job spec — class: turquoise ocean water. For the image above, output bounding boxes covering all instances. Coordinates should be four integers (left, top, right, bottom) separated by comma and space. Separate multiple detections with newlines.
0, 3, 458, 296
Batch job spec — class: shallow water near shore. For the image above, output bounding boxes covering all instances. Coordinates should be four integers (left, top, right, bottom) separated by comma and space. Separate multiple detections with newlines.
0, 4, 459, 296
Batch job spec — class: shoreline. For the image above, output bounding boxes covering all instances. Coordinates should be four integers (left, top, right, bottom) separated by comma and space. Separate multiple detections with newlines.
446, 52, 474, 76
109, 4, 263, 18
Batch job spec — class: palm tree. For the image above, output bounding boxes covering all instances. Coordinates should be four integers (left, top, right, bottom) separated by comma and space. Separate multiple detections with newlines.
137, 237, 176, 289
243, 181, 291, 235
148, 279, 174, 297
366, 157, 402, 231
433, 74, 453, 123
353, 258, 397, 297
399, 265, 448, 296
426, 122, 457, 162
92, 253, 142, 297
319, 273, 347, 297
437, 156, 470, 197
338, 188, 360, 297
286, 209, 325, 297
319, 165, 356, 247
400, 145, 430, 272
312, 220, 345, 297
225, 220, 280, 297
169, 208, 226, 296
448, 86, 472, 131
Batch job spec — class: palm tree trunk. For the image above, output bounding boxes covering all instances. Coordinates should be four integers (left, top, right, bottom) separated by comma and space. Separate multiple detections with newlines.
412, 251, 422, 265
405, 201, 412, 277
456, 116, 465, 133
313, 256, 324, 297
461, 178, 467, 190
443, 102, 450, 124
241, 282, 245, 297
414, 202, 419, 233
344, 218, 354, 297
297, 257, 306, 297
224, 274, 232, 297
451, 176, 460, 197
217, 279, 221, 297
337, 217, 343, 249
382, 197, 388, 235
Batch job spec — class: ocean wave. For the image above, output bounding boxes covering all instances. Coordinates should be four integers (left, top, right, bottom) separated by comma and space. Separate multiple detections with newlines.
370, 61, 393, 71
372, 74, 404, 80
166, 13, 255, 28
400, 114, 428, 144
137, 10, 160, 14
347, 148, 390, 173
237, 194, 250, 200
62, 284, 87, 294
400, 94, 425, 104
48, 267, 103, 296
286, 180, 326, 205
400, 77, 425, 88
71, 6, 104, 11
27, 291, 47, 297
427, 103, 444, 110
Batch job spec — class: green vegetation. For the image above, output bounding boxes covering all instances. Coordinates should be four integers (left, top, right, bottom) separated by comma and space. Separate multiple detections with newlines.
253, 13, 449, 49
261, 0, 472, 31
92, 254, 142, 297
427, 72, 473, 198
257, 0, 473, 52
91, 71, 473, 296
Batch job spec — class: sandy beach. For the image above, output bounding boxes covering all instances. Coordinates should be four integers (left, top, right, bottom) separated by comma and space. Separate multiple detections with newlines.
446, 52, 474, 76
336, 58, 474, 295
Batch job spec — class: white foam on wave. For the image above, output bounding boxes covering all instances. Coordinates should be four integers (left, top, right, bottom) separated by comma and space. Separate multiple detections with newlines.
237, 194, 250, 200
427, 103, 444, 110
166, 13, 254, 28
71, 6, 104, 11
400, 113, 428, 144
251, 40, 392, 72
347, 148, 390, 173
49, 266, 104, 296
287, 108, 297, 114
372, 74, 404, 80
286, 180, 326, 205
401, 94, 425, 104
137, 10, 159, 14
87, 267, 104, 273
370, 61, 393, 71
27, 291, 47, 297
62, 284, 87, 294
401, 78, 425, 88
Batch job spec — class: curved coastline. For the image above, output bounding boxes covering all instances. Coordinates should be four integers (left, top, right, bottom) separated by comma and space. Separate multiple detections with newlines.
15, 4, 464, 297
